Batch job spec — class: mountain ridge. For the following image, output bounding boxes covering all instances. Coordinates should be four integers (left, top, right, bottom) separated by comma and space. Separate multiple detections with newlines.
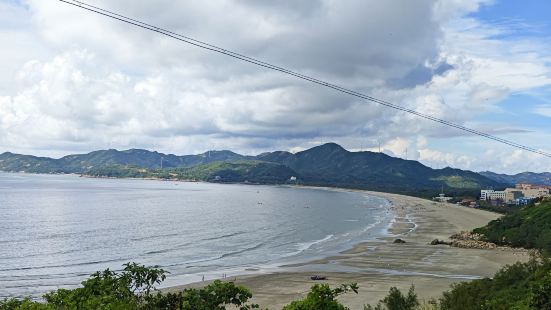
480, 171, 551, 186
0, 143, 507, 196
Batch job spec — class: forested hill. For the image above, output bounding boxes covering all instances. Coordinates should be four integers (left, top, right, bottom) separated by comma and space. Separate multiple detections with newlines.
257, 143, 499, 194
0, 149, 250, 173
480, 171, 551, 186
0, 143, 502, 196
474, 198, 551, 253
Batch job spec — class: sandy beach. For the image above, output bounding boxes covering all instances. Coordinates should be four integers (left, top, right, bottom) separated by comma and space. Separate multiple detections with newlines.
165, 190, 528, 309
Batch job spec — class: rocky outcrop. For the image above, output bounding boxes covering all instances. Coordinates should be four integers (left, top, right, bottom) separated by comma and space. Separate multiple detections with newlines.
429, 232, 498, 249
449, 231, 497, 249
393, 238, 406, 244
430, 239, 451, 246
450, 231, 485, 241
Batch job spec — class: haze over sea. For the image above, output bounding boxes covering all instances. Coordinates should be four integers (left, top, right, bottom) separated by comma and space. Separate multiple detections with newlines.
0, 173, 392, 298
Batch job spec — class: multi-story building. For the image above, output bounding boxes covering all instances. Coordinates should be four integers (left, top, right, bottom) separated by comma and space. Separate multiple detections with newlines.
480, 189, 493, 200
482, 184, 550, 204
505, 188, 524, 203
516, 183, 535, 190
480, 189, 506, 201
521, 187, 550, 199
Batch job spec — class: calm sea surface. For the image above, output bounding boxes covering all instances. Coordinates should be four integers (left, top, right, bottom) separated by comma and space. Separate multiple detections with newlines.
0, 173, 392, 298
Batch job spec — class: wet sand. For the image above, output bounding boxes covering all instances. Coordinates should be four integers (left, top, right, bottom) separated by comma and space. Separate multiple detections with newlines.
165, 190, 528, 309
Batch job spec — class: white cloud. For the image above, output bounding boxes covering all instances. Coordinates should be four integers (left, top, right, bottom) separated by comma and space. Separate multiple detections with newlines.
534, 104, 551, 118
0, 0, 549, 173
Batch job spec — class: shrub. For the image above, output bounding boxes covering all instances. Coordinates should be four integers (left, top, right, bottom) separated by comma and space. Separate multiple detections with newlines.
282, 283, 358, 310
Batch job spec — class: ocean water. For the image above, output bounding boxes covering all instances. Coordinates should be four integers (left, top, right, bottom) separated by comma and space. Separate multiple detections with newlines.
0, 173, 392, 298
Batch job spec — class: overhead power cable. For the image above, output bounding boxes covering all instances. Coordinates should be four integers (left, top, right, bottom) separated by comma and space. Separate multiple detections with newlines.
58, 0, 551, 158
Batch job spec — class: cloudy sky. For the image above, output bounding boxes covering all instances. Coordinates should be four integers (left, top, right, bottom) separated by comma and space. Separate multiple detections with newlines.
1, 0, 550, 173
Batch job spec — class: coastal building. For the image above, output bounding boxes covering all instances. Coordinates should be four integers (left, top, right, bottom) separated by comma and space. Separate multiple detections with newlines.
505, 188, 524, 203
433, 186, 452, 203
480, 189, 506, 201
516, 183, 535, 190
482, 184, 550, 204
433, 193, 452, 202
480, 189, 493, 200
521, 187, 550, 199
516, 197, 534, 205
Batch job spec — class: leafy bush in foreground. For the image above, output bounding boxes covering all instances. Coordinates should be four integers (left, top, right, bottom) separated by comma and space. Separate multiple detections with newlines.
282, 283, 358, 310
0, 262, 259, 310
439, 254, 551, 310
3, 255, 551, 310
364, 285, 419, 310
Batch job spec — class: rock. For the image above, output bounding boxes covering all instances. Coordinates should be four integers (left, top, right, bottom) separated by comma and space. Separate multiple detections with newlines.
393, 238, 406, 244
450, 231, 485, 241
430, 239, 451, 245
450, 240, 497, 249
448, 231, 497, 249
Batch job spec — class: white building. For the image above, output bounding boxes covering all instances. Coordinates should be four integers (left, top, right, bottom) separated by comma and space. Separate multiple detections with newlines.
480, 189, 506, 201
433, 193, 452, 203
480, 189, 492, 200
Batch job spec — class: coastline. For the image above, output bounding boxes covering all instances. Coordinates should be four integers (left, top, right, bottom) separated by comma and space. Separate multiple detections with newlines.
164, 189, 529, 309
1, 171, 529, 308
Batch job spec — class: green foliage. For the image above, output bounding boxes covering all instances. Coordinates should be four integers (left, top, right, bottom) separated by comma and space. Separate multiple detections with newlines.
529, 271, 551, 309
364, 285, 419, 310
0, 263, 259, 310
431, 176, 478, 189
146, 280, 260, 310
282, 283, 358, 310
474, 199, 551, 253
0, 298, 51, 310
439, 254, 551, 310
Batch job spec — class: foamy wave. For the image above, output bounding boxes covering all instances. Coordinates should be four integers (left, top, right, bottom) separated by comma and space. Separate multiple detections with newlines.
284, 234, 334, 257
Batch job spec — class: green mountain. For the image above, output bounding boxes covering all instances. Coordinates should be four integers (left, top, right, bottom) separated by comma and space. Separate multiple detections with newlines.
86, 161, 297, 184
480, 171, 551, 186
0, 149, 249, 173
0, 143, 502, 196
258, 143, 499, 194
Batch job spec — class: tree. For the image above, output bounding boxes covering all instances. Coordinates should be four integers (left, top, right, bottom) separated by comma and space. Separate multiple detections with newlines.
282, 283, 358, 310
1, 263, 260, 310
364, 285, 419, 310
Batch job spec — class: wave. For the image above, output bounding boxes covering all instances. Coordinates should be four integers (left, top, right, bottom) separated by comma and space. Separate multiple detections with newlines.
131, 232, 180, 242
0, 257, 128, 272
219, 242, 265, 259
294, 234, 334, 254
162, 242, 266, 268
0, 228, 115, 244
201, 230, 247, 242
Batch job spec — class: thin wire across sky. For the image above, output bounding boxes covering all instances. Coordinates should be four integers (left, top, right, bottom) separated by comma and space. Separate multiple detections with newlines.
58, 0, 551, 158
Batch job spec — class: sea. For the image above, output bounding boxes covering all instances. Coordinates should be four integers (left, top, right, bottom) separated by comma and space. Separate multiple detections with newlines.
0, 172, 393, 298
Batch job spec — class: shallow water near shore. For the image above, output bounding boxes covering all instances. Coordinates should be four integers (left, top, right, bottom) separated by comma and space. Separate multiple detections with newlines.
0, 173, 393, 298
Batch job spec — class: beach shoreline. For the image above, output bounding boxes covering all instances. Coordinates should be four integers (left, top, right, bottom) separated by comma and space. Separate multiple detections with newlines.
163, 189, 529, 309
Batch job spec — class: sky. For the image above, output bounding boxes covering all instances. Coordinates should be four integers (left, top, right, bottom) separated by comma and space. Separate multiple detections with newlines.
0, 0, 550, 173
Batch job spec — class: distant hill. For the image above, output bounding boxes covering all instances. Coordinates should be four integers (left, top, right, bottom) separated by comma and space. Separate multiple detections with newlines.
0, 149, 250, 173
86, 161, 297, 184
258, 143, 500, 195
0, 143, 504, 197
480, 171, 551, 186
